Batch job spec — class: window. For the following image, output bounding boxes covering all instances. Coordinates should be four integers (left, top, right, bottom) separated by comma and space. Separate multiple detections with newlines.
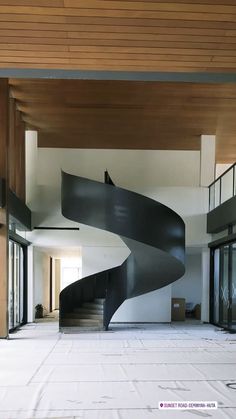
8, 241, 25, 331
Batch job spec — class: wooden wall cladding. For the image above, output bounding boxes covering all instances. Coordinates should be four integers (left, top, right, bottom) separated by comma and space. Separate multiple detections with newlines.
9, 98, 26, 202
9, 78, 236, 163
0, 79, 8, 338
1, 1, 236, 72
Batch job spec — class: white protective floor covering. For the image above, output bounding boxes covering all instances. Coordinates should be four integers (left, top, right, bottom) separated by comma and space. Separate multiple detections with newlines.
0, 321, 236, 419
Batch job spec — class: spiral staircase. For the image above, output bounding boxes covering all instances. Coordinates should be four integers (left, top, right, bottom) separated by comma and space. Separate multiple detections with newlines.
59, 171, 185, 331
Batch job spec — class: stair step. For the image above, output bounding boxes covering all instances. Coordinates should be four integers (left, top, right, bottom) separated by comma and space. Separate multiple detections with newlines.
61, 318, 103, 327
94, 298, 105, 304
61, 326, 105, 333
82, 302, 104, 310
65, 312, 103, 320
74, 307, 103, 315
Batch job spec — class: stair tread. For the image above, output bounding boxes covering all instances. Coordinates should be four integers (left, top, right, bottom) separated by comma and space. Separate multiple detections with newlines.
61, 326, 105, 333
65, 313, 103, 320
61, 319, 103, 325
74, 308, 103, 314
82, 303, 103, 308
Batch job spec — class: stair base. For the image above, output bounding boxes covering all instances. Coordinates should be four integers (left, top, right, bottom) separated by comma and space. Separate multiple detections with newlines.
60, 326, 105, 333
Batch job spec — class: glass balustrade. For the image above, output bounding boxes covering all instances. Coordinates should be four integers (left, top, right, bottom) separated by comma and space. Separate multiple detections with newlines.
209, 164, 236, 211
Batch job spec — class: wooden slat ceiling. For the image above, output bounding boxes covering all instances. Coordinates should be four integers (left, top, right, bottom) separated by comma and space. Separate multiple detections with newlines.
9, 78, 236, 163
1, 0, 236, 72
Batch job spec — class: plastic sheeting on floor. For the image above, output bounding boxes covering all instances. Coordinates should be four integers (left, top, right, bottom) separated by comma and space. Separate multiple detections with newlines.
0, 322, 236, 418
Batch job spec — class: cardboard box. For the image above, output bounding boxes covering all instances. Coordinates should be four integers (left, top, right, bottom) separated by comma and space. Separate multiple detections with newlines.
171, 298, 186, 321
194, 304, 201, 320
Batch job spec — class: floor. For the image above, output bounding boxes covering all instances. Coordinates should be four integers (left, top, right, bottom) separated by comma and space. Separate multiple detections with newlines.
0, 322, 236, 419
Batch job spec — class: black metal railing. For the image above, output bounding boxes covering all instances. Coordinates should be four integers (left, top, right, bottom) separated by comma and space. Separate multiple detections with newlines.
209, 163, 236, 212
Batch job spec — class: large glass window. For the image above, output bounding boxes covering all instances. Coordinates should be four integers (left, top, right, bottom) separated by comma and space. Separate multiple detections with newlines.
8, 241, 25, 331
213, 249, 220, 324
219, 246, 229, 326
231, 244, 236, 329
8, 241, 14, 330
212, 242, 236, 332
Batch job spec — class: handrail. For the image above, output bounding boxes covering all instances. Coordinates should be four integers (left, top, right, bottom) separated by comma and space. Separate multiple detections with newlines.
209, 162, 236, 211
208, 162, 236, 188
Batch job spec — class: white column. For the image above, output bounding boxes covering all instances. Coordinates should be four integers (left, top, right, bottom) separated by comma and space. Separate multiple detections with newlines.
52, 258, 60, 310
27, 245, 34, 322
25, 130, 38, 207
200, 135, 216, 187
201, 247, 210, 322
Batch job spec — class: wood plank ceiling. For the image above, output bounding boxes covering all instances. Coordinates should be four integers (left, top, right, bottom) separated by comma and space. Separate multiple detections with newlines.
9, 78, 236, 163
2, 1, 236, 163
0, 0, 236, 72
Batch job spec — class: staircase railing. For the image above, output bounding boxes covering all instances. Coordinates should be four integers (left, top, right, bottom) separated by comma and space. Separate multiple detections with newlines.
209, 163, 236, 212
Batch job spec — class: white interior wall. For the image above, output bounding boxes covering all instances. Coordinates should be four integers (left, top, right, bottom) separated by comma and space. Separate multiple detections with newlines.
82, 246, 130, 278
54, 259, 60, 310
33, 248, 44, 308
27, 245, 34, 322
37, 149, 201, 188
112, 286, 172, 323
33, 248, 50, 316
216, 163, 232, 178
171, 253, 202, 305
25, 130, 38, 208
200, 135, 215, 187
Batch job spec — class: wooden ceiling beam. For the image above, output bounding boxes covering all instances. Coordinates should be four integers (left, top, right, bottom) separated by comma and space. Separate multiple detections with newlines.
38, 131, 201, 150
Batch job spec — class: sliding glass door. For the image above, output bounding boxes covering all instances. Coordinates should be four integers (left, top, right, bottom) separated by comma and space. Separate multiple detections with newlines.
212, 242, 236, 332
231, 244, 236, 329
219, 245, 229, 327
8, 240, 25, 331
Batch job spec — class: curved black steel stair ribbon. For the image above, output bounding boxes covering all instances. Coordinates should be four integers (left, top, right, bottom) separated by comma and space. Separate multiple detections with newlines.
60, 171, 185, 330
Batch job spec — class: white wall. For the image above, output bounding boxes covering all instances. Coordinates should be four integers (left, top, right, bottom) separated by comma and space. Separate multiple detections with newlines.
25, 130, 38, 208
200, 135, 215, 187
33, 248, 50, 315
216, 164, 232, 178
82, 246, 130, 278
112, 286, 172, 323
37, 148, 201, 188
53, 259, 60, 310
171, 253, 202, 305
27, 245, 34, 322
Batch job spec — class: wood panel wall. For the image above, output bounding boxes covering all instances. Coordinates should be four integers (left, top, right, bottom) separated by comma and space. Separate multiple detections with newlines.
9, 98, 26, 202
0, 1, 236, 72
0, 79, 9, 338
0, 79, 26, 337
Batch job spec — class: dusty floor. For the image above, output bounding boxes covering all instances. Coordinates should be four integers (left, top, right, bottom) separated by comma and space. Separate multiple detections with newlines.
0, 321, 236, 418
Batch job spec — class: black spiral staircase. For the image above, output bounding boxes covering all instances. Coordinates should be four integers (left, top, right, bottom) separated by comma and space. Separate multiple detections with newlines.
59, 171, 185, 331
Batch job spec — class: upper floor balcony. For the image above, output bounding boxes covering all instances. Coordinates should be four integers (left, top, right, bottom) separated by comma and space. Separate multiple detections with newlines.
208, 163, 236, 234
